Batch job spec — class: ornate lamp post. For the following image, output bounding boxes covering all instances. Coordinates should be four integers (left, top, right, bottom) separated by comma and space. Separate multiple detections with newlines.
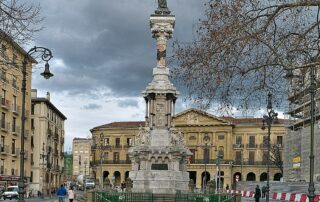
19, 46, 53, 202
203, 133, 210, 194
261, 93, 278, 202
40, 143, 47, 198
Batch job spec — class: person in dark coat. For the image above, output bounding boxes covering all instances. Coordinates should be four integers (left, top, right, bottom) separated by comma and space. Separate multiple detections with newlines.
261, 186, 266, 198
254, 185, 261, 202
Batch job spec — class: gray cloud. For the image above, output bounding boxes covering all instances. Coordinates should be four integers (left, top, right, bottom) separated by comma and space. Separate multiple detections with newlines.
82, 103, 102, 110
117, 99, 139, 108
32, 0, 206, 99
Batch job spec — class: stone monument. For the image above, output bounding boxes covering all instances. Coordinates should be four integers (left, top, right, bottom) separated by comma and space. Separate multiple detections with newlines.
128, 1, 192, 194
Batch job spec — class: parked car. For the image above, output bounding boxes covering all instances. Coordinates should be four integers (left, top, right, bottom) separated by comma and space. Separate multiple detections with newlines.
2, 186, 19, 200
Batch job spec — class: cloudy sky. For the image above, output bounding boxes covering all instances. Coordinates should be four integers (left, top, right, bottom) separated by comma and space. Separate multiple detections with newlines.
28, 0, 207, 150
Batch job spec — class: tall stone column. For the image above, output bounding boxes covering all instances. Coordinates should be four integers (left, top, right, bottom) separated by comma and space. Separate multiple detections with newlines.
128, 1, 192, 194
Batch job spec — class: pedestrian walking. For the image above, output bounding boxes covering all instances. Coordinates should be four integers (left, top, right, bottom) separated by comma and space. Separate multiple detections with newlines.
254, 185, 261, 202
68, 186, 76, 202
262, 186, 266, 198
56, 184, 67, 202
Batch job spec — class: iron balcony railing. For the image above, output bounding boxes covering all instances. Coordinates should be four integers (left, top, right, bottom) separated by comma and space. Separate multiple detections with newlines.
246, 143, 258, 149
233, 144, 244, 149
91, 160, 131, 165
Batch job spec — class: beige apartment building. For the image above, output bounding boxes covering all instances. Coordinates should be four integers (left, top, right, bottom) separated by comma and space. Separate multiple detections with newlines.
30, 89, 66, 196
0, 36, 36, 188
90, 108, 287, 189
72, 138, 92, 178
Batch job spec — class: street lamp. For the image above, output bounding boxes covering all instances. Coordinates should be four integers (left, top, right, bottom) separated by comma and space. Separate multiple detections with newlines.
19, 46, 53, 202
216, 149, 223, 193
203, 133, 210, 194
261, 93, 278, 202
285, 66, 316, 202
40, 142, 47, 199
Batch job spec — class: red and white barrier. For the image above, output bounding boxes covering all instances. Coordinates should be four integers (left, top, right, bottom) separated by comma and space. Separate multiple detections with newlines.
227, 190, 320, 202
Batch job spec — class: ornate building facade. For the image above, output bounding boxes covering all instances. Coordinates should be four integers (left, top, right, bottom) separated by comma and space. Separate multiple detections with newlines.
30, 90, 66, 196
72, 138, 92, 178
0, 36, 36, 188
90, 108, 287, 189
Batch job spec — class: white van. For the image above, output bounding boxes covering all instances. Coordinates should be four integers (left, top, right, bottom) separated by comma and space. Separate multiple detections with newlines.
2, 186, 19, 200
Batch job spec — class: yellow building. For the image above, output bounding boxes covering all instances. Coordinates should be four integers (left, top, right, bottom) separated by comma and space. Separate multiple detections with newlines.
0, 36, 36, 188
30, 89, 66, 196
90, 108, 286, 189
72, 138, 92, 178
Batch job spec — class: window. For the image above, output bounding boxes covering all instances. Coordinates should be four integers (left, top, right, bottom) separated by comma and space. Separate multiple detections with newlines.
190, 149, 196, 163
12, 76, 17, 88
115, 138, 120, 147
31, 136, 34, 148
126, 138, 132, 146
103, 152, 108, 160
262, 151, 268, 163
12, 117, 16, 132
249, 136, 255, 146
30, 171, 33, 183
31, 119, 34, 129
218, 134, 225, 140
263, 136, 268, 147
236, 136, 242, 145
1, 113, 5, 128
1, 136, 4, 152
235, 151, 241, 164
276, 136, 283, 147
31, 153, 34, 165
113, 152, 119, 162
11, 139, 16, 154
12, 95, 17, 110
248, 151, 255, 164
1, 89, 6, 100
203, 148, 209, 163
103, 138, 109, 146
31, 104, 35, 115
0, 159, 4, 174
11, 160, 15, 175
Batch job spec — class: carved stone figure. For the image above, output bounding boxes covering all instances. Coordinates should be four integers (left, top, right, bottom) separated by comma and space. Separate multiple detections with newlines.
158, 0, 167, 8
155, 0, 171, 15
103, 177, 112, 192
125, 178, 133, 192
135, 127, 151, 145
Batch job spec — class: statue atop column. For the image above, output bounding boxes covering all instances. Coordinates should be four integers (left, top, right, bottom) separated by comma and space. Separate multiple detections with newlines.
155, 0, 171, 15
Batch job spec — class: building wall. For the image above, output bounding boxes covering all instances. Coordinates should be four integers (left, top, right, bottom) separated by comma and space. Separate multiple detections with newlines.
30, 91, 66, 196
90, 109, 287, 190
72, 138, 92, 178
0, 39, 34, 188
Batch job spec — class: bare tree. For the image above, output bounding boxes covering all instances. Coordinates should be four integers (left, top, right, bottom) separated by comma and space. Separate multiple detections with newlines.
0, 0, 42, 44
270, 143, 283, 175
172, 0, 320, 112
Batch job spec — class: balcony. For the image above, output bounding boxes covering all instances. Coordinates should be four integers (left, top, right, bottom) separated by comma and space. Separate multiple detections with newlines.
0, 121, 9, 132
123, 144, 132, 148
246, 143, 258, 149
0, 145, 9, 154
1, 98, 10, 110
233, 144, 244, 149
12, 105, 21, 115
114, 144, 122, 149
11, 126, 20, 136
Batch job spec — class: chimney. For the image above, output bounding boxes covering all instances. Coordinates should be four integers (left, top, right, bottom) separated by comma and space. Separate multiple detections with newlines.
46, 92, 50, 101
31, 89, 37, 98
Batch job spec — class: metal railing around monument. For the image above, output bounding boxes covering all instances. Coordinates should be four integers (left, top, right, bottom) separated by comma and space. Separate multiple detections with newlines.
93, 192, 237, 202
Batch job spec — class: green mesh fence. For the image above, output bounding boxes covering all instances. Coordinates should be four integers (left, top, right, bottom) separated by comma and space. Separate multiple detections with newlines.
93, 192, 236, 202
